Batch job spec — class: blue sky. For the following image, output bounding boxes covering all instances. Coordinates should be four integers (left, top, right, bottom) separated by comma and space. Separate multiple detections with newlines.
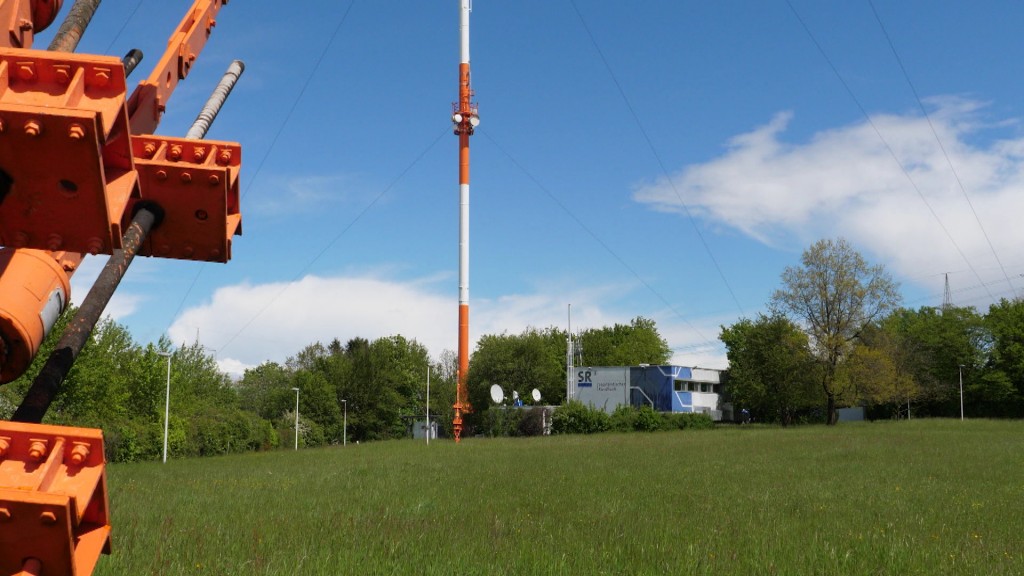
46, 1, 1024, 375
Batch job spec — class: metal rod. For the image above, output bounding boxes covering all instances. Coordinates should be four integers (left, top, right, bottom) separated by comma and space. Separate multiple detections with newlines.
47, 0, 102, 53
12, 207, 159, 423
159, 352, 171, 462
425, 367, 430, 445
122, 48, 144, 77
185, 60, 245, 140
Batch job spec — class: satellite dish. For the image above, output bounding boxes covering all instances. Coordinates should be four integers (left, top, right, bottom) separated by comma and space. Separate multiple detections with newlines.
531, 388, 541, 403
489, 384, 504, 404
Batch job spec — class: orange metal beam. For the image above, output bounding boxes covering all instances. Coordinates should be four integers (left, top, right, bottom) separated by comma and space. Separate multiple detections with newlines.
126, 0, 226, 135
0, 0, 63, 49
0, 0, 242, 386
0, 421, 110, 576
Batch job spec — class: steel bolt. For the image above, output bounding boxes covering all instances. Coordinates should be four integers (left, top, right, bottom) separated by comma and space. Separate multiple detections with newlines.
68, 124, 85, 141
217, 150, 232, 165
180, 172, 192, 184
24, 120, 41, 137
93, 70, 110, 88
17, 64, 34, 81
28, 441, 47, 462
0, 437, 9, 458
86, 237, 103, 255
169, 145, 183, 161
70, 444, 90, 465
0, 118, 5, 133
208, 174, 221, 186
193, 146, 207, 162
39, 511, 57, 525
47, 234, 62, 251
0, 508, 9, 522
155, 170, 168, 181
18, 19, 32, 31
143, 142, 157, 158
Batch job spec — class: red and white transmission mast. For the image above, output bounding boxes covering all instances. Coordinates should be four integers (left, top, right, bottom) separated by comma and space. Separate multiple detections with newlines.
451, 0, 479, 442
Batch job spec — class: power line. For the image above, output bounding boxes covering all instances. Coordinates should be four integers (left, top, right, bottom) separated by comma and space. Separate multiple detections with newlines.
102, 0, 146, 54
566, 0, 746, 317
481, 130, 718, 350
239, 1, 356, 202
783, 0, 996, 302
213, 127, 450, 356
161, 0, 357, 337
866, 0, 1017, 299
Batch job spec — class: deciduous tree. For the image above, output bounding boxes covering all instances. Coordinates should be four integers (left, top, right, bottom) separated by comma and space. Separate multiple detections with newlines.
720, 314, 820, 425
771, 238, 900, 424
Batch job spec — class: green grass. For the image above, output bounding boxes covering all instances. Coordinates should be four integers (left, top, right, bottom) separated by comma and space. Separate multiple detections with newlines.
95, 420, 1024, 575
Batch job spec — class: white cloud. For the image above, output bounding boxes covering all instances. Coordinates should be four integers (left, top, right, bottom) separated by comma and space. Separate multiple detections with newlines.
633, 100, 1024, 305
169, 274, 452, 375
168, 272, 725, 377
69, 256, 146, 320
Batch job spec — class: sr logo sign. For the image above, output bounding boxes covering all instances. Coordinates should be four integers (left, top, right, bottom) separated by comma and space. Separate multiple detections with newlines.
577, 370, 593, 387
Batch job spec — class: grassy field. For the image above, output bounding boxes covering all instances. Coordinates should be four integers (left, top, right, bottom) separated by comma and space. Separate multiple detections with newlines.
94, 420, 1023, 575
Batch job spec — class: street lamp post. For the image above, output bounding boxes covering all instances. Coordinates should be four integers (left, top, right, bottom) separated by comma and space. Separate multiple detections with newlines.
292, 387, 300, 450
158, 352, 172, 463
958, 365, 965, 421
342, 399, 347, 446
426, 366, 430, 446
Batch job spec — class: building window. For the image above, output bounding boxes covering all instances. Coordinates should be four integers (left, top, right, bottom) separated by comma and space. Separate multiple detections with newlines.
700, 383, 710, 393
674, 380, 684, 392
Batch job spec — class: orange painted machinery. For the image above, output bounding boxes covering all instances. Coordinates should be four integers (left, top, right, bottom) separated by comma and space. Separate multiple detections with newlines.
0, 422, 108, 576
0, 0, 243, 573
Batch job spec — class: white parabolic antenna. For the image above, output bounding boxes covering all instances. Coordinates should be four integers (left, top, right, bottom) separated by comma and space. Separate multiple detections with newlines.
489, 384, 504, 404
531, 388, 541, 403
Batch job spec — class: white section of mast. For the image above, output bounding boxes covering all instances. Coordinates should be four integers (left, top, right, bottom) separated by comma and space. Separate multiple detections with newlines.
460, 0, 470, 64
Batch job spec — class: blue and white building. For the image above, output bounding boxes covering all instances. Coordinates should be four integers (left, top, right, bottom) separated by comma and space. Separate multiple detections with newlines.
574, 365, 730, 421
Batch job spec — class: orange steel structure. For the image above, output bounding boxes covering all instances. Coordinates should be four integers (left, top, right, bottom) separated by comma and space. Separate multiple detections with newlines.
451, 0, 478, 443
0, 0, 62, 49
0, 0, 240, 383
0, 0, 241, 573
0, 422, 109, 576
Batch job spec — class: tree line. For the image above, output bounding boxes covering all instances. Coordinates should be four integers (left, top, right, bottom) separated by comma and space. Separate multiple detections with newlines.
5, 237, 1016, 460
721, 238, 1024, 425
0, 307, 673, 461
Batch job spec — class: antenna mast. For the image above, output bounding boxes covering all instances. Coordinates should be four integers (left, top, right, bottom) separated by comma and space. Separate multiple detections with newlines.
566, 304, 574, 402
942, 273, 953, 311
451, 0, 479, 442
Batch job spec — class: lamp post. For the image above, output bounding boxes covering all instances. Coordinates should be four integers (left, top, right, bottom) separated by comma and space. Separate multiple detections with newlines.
342, 399, 347, 446
958, 365, 965, 421
292, 387, 300, 450
157, 352, 171, 463
426, 366, 431, 446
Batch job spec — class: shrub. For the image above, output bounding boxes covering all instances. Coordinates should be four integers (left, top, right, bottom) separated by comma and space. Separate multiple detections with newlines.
633, 405, 664, 432
518, 407, 548, 436
553, 403, 715, 435
609, 405, 637, 432
551, 401, 610, 435
667, 411, 715, 430
478, 407, 524, 437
